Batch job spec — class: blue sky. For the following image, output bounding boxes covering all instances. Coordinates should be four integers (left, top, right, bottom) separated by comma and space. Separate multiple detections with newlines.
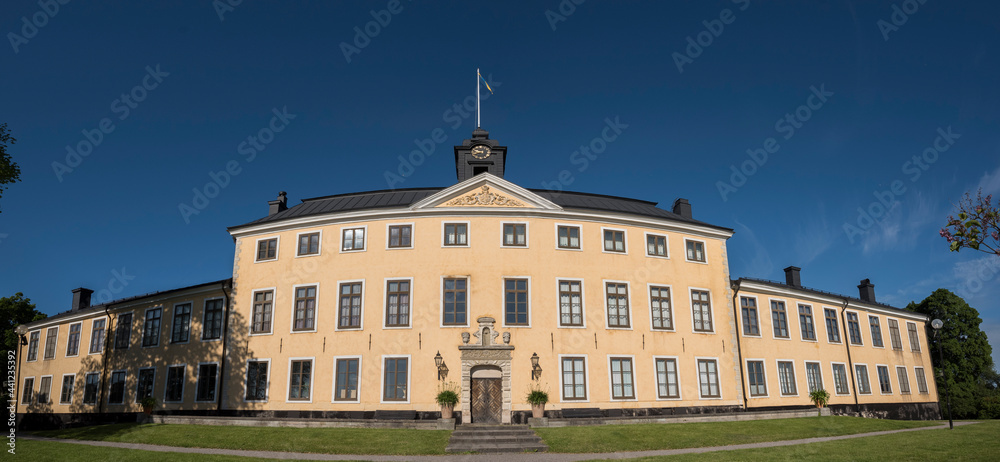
2, 1, 999, 365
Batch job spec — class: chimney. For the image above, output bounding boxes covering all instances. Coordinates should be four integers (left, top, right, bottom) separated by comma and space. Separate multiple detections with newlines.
784, 266, 801, 287
71, 288, 93, 311
858, 279, 876, 303
672, 198, 692, 219
268, 191, 288, 216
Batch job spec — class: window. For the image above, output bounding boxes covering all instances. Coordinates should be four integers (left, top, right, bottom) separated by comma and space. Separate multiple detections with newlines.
832, 364, 850, 395
655, 358, 679, 399
288, 360, 313, 401
251, 290, 273, 334
165, 366, 185, 402
646, 234, 667, 257
338, 282, 363, 329
503, 223, 527, 246
109, 371, 126, 404
771, 301, 789, 338
685, 240, 706, 262
747, 360, 767, 397
26, 331, 38, 361
799, 305, 816, 340
915, 367, 929, 394
605, 282, 630, 328
114, 313, 132, 349
342, 227, 365, 251
171, 303, 191, 343
256, 237, 277, 261
89, 319, 106, 354
855, 365, 872, 394
649, 286, 673, 330
443, 223, 468, 246
805, 362, 823, 393
846, 312, 862, 345
869, 316, 884, 347
21, 378, 33, 404
557, 225, 580, 249
505, 278, 529, 326
66, 323, 81, 357
297, 232, 320, 256
442, 278, 467, 326
43, 327, 57, 359
60, 375, 75, 404
896, 366, 911, 394
197, 364, 219, 402
334, 358, 360, 401
877, 365, 892, 394
245, 361, 269, 401
202, 299, 224, 340
824, 308, 840, 343
293, 285, 317, 331
561, 357, 587, 400
559, 280, 584, 327
778, 361, 797, 395
603, 229, 625, 253
136, 368, 155, 402
385, 280, 411, 327
142, 308, 161, 347
387, 225, 411, 248
609, 357, 635, 399
698, 359, 720, 398
740, 297, 760, 336
691, 290, 713, 332
906, 322, 921, 351
888, 319, 903, 350
37, 376, 52, 404
382, 357, 408, 402
83, 373, 100, 404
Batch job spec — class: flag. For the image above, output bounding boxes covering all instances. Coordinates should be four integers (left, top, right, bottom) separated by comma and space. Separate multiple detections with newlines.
478, 71, 493, 94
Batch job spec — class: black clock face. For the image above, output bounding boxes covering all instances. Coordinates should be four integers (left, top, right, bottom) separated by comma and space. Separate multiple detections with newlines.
471, 145, 491, 159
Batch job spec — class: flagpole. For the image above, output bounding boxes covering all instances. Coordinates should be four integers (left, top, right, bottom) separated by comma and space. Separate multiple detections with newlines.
476, 68, 480, 128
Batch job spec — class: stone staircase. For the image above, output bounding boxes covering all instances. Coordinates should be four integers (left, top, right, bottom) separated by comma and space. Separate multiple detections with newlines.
445, 424, 549, 453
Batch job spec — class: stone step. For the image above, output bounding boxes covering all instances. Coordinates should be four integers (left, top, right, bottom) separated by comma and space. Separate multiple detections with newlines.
451, 429, 538, 437
445, 424, 548, 453
445, 442, 549, 453
448, 435, 545, 444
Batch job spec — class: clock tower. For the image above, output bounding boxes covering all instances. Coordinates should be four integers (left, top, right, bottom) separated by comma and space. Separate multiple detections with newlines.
454, 128, 507, 182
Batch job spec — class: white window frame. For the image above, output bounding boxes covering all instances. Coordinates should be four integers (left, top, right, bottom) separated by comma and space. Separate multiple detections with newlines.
600, 226, 628, 254
379, 354, 412, 404
83, 372, 100, 405
37, 374, 53, 405
254, 235, 280, 263
107, 370, 127, 405
556, 278, 587, 329
768, 298, 792, 340
823, 307, 843, 344
26, 329, 40, 362
385, 222, 415, 250
914, 366, 929, 394
647, 283, 675, 332
797, 303, 818, 343
335, 279, 365, 331
439, 275, 471, 328
869, 315, 885, 349
88, 319, 106, 355
21, 377, 34, 404
643, 232, 670, 259
243, 358, 271, 403
739, 295, 762, 338
286, 357, 316, 404
652, 356, 682, 401
776, 359, 799, 397
134, 367, 156, 404
382, 277, 414, 330
441, 221, 471, 248
554, 223, 583, 252
332, 355, 363, 403
500, 221, 529, 248
195, 361, 221, 403
745, 358, 769, 398
557, 354, 590, 403
689, 287, 716, 334
294, 229, 323, 258
876, 364, 893, 395
845, 310, 864, 346
804, 361, 825, 394
248, 287, 276, 336
695, 357, 722, 400
201, 296, 226, 342
906, 321, 921, 352
140, 307, 163, 348
501, 276, 532, 328
42, 326, 59, 360
289, 282, 321, 334
65, 322, 83, 358
831, 362, 851, 396
602, 279, 633, 330
683, 238, 708, 264
163, 364, 187, 403
59, 373, 76, 405
607, 355, 638, 401
855, 363, 873, 395
896, 365, 911, 395
169, 301, 193, 345
339, 225, 368, 253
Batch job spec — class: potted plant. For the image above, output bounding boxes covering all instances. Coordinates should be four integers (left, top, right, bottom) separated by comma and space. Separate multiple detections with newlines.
140, 396, 158, 415
808, 389, 830, 416
436, 382, 459, 419
526, 384, 549, 418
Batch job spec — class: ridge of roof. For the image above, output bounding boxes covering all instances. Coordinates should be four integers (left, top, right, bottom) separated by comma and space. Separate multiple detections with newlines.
736, 277, 911, 313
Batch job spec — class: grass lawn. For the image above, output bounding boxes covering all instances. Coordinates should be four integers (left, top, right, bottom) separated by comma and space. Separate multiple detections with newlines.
34, 423, 451, 455
536, 416, 938, 453
601, 420, 999, 461
15, 439, 326, 462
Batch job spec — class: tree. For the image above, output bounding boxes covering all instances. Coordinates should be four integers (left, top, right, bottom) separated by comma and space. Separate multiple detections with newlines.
907, 289, 995, 419
0, 123, 20, 213
1, 293, 45, 403
940, 189, 1000, 256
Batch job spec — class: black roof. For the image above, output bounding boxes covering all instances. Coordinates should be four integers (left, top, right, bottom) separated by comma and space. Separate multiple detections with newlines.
24, 279, 231, 329
735, 277, 917, 315
228, 187, 733, 232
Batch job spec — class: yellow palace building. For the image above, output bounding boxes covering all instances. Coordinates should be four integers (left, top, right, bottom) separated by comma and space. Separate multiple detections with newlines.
14, 128, 939, 428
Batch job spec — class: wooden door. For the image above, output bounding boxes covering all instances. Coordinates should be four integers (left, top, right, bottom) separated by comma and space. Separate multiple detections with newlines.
470, 378, 502, 424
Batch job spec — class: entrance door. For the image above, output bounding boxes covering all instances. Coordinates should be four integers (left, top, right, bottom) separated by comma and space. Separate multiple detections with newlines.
470, 378, 502, 424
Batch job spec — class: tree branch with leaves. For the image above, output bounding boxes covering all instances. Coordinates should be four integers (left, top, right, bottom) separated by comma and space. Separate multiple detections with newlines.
940, 189, 1000, 256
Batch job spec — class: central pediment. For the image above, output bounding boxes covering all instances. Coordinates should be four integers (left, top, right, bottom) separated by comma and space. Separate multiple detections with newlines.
410, 173, 562, 211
